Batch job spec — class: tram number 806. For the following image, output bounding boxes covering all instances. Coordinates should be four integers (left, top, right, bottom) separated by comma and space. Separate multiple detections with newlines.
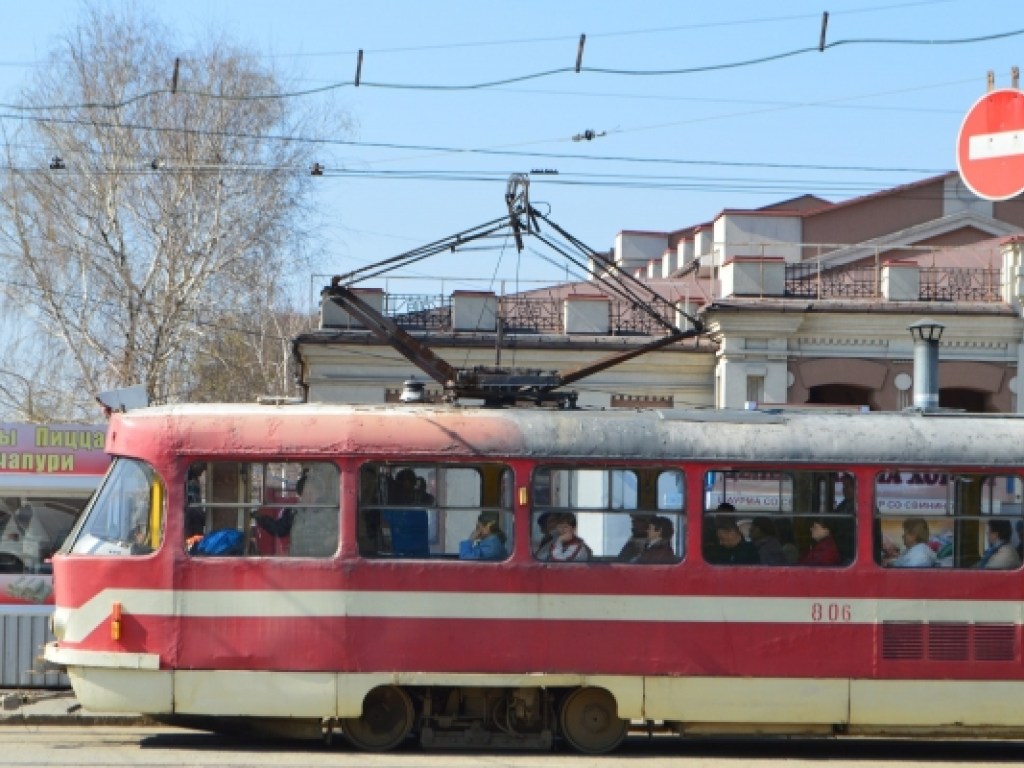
811, 602, 852, 622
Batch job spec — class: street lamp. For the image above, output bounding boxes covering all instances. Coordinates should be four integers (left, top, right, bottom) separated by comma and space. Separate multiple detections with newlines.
908, 318, 944, 411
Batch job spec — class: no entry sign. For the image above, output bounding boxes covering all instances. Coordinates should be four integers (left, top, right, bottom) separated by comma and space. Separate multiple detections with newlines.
956, 88, 1024, 201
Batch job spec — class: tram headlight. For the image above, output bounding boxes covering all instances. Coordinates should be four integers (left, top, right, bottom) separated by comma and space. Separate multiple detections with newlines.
50, 608, 68, 641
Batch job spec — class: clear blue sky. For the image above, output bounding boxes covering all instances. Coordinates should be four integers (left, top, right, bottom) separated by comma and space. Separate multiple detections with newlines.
2, 0, 1023, 302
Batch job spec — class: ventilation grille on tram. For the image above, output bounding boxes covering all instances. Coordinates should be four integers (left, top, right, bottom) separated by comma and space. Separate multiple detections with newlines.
881, 621, 1017, 662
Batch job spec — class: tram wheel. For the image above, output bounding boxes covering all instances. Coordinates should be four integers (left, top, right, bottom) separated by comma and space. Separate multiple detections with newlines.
559, 687, 628, 754
340, 685, 414, 752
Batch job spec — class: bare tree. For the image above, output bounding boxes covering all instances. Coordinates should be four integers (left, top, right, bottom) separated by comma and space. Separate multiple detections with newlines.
0, 5, 344, 419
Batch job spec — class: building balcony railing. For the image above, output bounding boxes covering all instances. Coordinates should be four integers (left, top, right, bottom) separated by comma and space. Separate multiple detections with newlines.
784, 264, 878, 299
919, 267, 1002, 302
498, 297, 562, 334
382, 293, 452, 331
325, 291, 680, 336
783, 263, 1003, 302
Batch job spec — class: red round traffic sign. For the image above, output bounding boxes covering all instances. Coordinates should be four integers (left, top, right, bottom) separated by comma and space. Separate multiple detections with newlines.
956, 88, 1024, 201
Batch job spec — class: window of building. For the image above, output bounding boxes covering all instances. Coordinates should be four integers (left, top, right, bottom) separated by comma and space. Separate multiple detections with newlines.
531, 466, 684, 564
875, 471, 1023, 569
703, 470, 856, 567
184, 461, 340, 558
358, 463, 513, 561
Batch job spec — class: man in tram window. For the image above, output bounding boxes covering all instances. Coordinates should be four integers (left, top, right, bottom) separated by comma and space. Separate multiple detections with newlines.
634, 516, 676, 564
977, 519, 1022, 570
882, 517, 936, 567
381, 468, 429, 557
357, 467, 381, 555
616, 514, 654, 562
833, 474, 856, 515
184, 465, 206, 539
533, 512, 559, 559
391, 468, 419, 504
748, 517, 786, 565
706, 516, 758, 565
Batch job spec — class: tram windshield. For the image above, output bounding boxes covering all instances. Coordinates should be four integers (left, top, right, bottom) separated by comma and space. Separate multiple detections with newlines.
65, 458, 164, 557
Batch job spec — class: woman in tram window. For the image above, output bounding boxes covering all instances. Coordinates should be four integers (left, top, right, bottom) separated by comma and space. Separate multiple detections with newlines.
799, 517, 842, 566
883, 517, 937, 568
977, 519, 1022, 570
458, 511, 508, 561
544, 512, 592, 562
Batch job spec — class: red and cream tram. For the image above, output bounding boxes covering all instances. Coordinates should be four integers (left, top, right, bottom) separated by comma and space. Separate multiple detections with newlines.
46, 402, 1024, 753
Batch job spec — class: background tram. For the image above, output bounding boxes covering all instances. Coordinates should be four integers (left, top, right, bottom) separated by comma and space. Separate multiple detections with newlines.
45, 402, 1024, 753
0, 422, 107, 688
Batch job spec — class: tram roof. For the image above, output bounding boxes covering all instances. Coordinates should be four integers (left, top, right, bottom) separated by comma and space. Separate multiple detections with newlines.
105, 403, 1024, 469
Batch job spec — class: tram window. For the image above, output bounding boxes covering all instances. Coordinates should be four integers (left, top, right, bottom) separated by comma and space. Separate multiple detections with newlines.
358, 463, 513, 560
530, 466, 684, 564
875, 471, 1023, 570
184, 461, 340, 558
702, 470, 856, 567
65, 458, 165, 557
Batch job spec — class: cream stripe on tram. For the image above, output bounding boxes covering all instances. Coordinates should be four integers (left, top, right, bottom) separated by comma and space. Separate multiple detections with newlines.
58, 589, 1024, 644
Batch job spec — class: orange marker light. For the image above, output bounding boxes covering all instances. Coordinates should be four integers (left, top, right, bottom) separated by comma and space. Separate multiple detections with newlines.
111, 601, 122, 641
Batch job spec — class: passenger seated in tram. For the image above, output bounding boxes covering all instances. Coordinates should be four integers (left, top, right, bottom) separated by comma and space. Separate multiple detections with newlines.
533, 512, 558, 559
184, 465, 207, 539
706, 516, 759, 565
977, 519, 1022, 570
633, 516, 676, 564
458, 511, 508, 560
543, 512, 592, 562
798, 518, 842, 566
357, 468, 381, 555
414, 477, 434, 505
833, 474, 856, 515
390, 468, 434, 506
882, 517, 936, 567
616, 514, 654, 562
748, 517, 786, 565
390, 469, 418, 504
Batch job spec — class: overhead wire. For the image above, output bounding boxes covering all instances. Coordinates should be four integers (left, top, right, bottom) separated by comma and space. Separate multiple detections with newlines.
1, 27, 1019, 109
0, 108, 950, 175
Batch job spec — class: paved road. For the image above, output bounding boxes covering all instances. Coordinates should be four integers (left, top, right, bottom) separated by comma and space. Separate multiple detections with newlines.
3, 725, 1024, 767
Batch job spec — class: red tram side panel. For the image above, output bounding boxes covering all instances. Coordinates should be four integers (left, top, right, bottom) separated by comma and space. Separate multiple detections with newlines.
46, 403, 1024, 752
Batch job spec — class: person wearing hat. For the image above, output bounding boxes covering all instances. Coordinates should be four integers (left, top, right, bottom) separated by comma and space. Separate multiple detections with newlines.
459, 511, 508, 560
617, 514, 654, 562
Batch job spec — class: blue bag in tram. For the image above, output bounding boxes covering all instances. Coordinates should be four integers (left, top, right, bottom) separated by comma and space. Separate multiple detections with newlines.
193, 528, 245, 556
